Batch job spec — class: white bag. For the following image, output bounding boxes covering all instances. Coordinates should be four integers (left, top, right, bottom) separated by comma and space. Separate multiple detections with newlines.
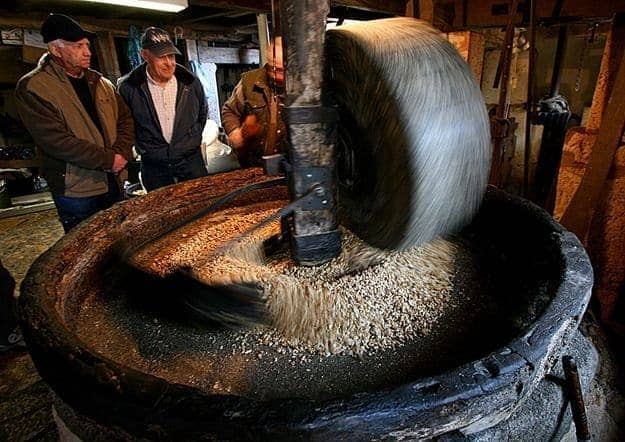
200, 120, 240, 175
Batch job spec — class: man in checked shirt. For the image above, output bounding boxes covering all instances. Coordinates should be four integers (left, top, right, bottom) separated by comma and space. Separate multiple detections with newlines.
118, 27, 208, 191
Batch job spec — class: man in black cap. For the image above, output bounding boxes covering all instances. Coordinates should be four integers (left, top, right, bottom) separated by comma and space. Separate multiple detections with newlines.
15, 14, 134, 233
118, 27, 208, 191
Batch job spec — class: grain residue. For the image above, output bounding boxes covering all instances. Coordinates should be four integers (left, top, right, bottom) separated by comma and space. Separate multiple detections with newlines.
159, 201, 468, 357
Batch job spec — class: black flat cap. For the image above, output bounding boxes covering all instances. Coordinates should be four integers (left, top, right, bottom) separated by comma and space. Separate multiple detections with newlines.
41, 13, 95, 43
141, 27, 181, 57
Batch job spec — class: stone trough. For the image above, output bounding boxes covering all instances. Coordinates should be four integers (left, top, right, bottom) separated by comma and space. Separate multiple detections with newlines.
19, 168, 594, 439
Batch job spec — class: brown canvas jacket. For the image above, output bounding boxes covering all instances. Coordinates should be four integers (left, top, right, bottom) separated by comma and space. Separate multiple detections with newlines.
15, 53, 134, 197
221, 66, 287, 165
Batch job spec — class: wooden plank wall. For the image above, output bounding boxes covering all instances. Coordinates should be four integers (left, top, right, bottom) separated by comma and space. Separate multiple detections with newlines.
463, 0, 624, 27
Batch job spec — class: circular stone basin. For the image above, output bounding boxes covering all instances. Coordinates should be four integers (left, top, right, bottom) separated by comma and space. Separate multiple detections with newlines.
19, 168, 592, 439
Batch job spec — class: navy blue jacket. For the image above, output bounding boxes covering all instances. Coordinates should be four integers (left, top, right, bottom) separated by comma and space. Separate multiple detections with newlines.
118, 63, 207, 164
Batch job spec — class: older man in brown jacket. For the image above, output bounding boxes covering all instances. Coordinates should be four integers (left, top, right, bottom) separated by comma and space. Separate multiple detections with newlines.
15, 14, 133, 232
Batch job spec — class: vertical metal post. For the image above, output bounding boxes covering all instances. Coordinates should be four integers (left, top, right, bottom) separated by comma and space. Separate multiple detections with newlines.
549, 0, 567, 97
550, 25, 568, 98
280, 0, 341, 265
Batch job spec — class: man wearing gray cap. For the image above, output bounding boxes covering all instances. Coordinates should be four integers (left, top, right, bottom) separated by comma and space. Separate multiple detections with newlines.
15, 13, 134, 233
118, 27, 208, 191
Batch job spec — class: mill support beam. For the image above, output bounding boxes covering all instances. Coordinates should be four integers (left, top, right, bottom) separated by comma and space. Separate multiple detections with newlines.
280, 0, 341, 265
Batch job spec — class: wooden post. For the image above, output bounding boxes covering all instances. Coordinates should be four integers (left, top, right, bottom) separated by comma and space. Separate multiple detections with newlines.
559, 49, 625, 240
257, 13, 270, 66
95, 31, 120, 81
186, 39, 221, 125
185, 39, 199, 65
406, 0, 434, 23
488, 0, 519, 186
453, 0, 466, 28
523, 0, 536, 198
405, 0, 416, 18
280, 0, 341, 265
446, 31, 485, 83
419, 0, 434, 24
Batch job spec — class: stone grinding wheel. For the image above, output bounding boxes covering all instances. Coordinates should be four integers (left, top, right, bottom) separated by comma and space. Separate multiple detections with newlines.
325, 18, 491, 250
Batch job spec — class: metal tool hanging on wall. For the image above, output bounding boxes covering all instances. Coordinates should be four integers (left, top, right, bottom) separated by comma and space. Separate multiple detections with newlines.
532, 1, 587, 211
489, 0, 520, 187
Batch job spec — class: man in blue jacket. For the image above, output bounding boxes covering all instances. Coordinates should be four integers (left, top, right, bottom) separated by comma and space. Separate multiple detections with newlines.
118, 27, 208, 191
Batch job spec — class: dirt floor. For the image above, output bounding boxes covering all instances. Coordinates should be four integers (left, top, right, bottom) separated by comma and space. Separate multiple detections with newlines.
0, 208, 624, 440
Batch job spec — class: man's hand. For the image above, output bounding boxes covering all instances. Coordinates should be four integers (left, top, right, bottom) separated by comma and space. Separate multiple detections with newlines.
228, 115, 262, 151
241, 114, 261, 139
111, 153, 128, 174
228, 128, 245, 150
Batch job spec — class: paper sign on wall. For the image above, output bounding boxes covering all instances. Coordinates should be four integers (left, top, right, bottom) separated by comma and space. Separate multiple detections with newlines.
23, 29, 47, 49
1, 28, 23, 45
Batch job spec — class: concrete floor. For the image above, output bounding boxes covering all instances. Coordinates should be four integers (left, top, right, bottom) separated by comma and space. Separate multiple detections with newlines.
0, 208, 624, 440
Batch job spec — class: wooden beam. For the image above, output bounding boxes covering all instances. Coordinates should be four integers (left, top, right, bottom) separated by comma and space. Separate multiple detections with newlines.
190, 0, 270, 11
446, 31, 485, 83
257, 13, 270, 66
405, 0, 416, 17
196, 44, 259, 64
228, 10, 257, 18
559, 49, 625, 240
453, 0, 466, 28
187, 40, 221, 124
185, 39, 200, 63
332, 0, 406, 15
0, 46, 27, 82
21, 45, 46, 64
587, 13, 625, 133
464, 0, 623, 27
419, 0, 434, 23
95, 31, 121, 81
191, 0, 406, 15
489, 0, 519, 186
0, 201, 55, 219
280, 0, 341, 264
0, 11, 233, 38
0, 11, 135, 36
182, 10, 240, 25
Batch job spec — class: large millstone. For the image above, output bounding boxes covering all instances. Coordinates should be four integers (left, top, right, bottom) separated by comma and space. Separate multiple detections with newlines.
19, 168, 593, 439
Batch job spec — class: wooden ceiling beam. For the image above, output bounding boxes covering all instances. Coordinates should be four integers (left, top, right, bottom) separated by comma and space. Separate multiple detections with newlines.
190, 0, 406, 16
331, 0, 406, 15
0, 10, 233, 38
182, 10, 240, 24
189, 0, 271, 12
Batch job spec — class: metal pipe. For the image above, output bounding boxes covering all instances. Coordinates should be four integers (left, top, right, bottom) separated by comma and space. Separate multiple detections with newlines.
549, 0, 567, 97
550, 25, 568, 97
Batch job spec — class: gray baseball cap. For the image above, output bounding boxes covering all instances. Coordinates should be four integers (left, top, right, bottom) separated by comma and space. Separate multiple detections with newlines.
141, 27, 181, 56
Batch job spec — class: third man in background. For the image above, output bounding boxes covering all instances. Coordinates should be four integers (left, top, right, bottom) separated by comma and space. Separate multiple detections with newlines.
118, 27, 208, 191
221, 37, 287, 167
